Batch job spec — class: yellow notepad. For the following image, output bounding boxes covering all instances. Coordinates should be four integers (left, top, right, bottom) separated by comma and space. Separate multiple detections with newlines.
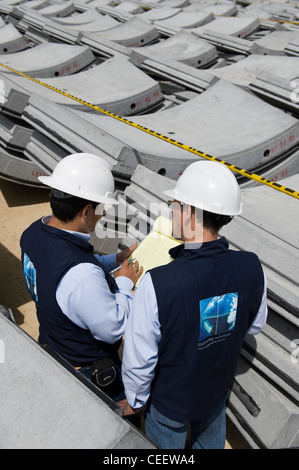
131, 216, 183, 285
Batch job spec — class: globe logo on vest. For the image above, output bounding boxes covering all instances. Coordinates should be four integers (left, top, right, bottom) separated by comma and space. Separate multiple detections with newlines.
198, 292, 238, 349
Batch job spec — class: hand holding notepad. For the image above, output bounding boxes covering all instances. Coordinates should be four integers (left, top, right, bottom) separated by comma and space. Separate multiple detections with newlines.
130, 216, 183, 285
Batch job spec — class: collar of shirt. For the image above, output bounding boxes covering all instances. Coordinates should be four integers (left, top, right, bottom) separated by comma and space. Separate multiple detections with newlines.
41, 215, 91, 243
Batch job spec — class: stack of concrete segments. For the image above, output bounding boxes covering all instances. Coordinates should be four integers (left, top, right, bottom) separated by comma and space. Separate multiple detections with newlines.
0, 0, 298, 449
0, 55, 163, 115
0, 22, 28, 53
129, 30, 218, 68
0, 42, 95, 77
9, 78, 299, 185
0, 313, 156, 449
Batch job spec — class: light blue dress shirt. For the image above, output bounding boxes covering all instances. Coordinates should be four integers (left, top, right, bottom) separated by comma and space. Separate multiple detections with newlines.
122, 270, 268, 409
42, 217, 134, 345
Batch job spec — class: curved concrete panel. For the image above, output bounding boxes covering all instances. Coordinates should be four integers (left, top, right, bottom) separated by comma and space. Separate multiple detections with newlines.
0, 148, 46, 186
16, 0, 50, 11
130, 30, 218, 67
212, 54, 299, 88
253, 31, 299, 55
51, 8, 104, 25
191, 16, 261, 39
72, 79, 299, 179
22, 80, 299, 182
0, 43, 95, 78
53, 15, 120, 32
37, 1, 75, 17
138, 7, 181, 22
93, 17, 160, 46
0, 23, 28, 54
0, 56, 163, 115
153, 11, 214, 35
183, 3, 238, 16
111, 1, 145, 14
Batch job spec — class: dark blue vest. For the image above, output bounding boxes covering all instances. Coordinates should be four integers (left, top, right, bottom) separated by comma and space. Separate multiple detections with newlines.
20, 218, 121, 367
149, 237, 264, 421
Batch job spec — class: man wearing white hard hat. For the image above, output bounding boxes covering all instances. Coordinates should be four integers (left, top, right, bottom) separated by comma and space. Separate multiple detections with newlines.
20, 153, 143, 403
120, 160, 268, 448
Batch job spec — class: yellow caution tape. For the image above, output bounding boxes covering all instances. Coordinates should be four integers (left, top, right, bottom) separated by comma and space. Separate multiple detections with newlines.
0, 61, 299, 200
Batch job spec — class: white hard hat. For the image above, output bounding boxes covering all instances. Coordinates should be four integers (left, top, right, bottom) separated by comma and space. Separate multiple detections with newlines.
38, 153, 118, 205
164, 160, 242, 216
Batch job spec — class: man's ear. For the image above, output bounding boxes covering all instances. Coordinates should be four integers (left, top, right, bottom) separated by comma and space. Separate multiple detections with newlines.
80, 203, 91, 220
183, 204, 192, 223
181, 205, 194, 240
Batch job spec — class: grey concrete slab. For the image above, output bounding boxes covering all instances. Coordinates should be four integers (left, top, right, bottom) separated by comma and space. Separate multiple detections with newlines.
0, 17, 6, 29
0, 147, 46, 186
252, 30, 299, 55
41, 16, 121, 44
39, 20, 83, 44
242, 309, 299, 401
0, 56, 163, 115
0, 314, 155, 449
228, 356, 299, 449
239, 2, 298, 22
108, 1, 145, 14
91, 17, 160, 46
220, 173, 299, 327
0, 42, 95, 78
0, 0, 26, 6
129, 30, 218, 67
17, 9, 48, 32
50, 13, 120, 31
192, 30, 258, 55
37, 1, 76, 17
65, 79, 299, 180
153, 11, 215, 35
16, 0, 50, 12
211, 54, 299, 89
161, 0, 190, 7
183, 2, 238, 16
191, 16, 261, 39
24, 128, 68, 173
0, 23, 28, 54
0, 112, 33, 150
0, 4, 19, 16
19, 80, 299, 185
130, 55, 218, 92
80, 32, 131, 57
87, 0, 116, 7
138, 7, 182, 22
22, 92, 138, 172
285, 37, 299, 55
51, 8, 104, 24
249, 71, 299, 115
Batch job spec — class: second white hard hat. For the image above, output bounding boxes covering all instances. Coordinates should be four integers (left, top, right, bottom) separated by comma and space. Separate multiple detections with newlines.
164, 160, 242, 216
38, 153, 118, 205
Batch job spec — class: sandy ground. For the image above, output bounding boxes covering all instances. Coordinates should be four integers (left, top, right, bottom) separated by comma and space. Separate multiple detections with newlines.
0, 176, 250, 449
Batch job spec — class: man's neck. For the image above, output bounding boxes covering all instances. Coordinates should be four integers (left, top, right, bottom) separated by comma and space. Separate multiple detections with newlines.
183, 228, 218, 245
46, 215, 87, 233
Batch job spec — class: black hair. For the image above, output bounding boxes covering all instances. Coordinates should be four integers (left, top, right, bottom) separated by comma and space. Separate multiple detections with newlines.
50, 190, 97, 223
202, 210, 233, 233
